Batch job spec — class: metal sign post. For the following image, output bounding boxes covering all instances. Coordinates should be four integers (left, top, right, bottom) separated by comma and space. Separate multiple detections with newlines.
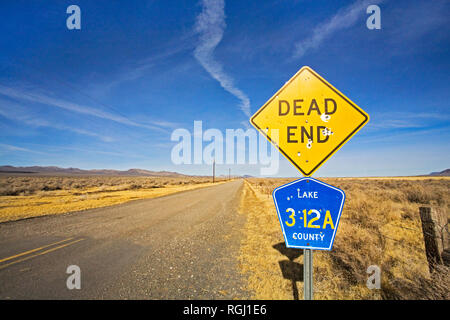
303, 249, 313, 300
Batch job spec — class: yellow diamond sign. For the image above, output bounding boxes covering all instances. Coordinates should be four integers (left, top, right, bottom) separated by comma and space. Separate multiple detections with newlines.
250, 66, 369, 176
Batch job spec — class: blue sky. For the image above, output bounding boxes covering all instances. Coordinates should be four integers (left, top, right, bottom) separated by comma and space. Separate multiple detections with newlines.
0, 0, 449, 177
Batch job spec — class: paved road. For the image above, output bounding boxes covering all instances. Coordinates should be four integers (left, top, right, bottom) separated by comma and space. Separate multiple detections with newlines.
0, 180, 247, 299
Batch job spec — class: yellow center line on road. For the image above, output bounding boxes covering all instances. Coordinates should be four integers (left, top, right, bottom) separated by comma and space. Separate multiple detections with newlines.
0, 238, 85, 270
0, 237, 75, 263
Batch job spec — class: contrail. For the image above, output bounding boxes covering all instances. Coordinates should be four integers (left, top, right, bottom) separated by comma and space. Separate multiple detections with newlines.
194, 0, 251, 117
293, 0, 384, 59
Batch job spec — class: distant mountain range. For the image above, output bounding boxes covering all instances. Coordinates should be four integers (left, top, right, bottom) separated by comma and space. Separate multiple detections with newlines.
0, 165, 187, 177
1, 165, 448, 177
428, 169, 450, 176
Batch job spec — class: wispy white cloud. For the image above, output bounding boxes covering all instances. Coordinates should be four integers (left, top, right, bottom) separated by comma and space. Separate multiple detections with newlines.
368, 112, 450, 129
47, 145, 145, 158
0, 143, 46, 155
385, 0, 449, 54
0, 99, 114, 142
359, 125, 450, 144
95, 40, 194, 94
0, 84, 171, 133
194, 0, 251, 117
293, 0, 383, 59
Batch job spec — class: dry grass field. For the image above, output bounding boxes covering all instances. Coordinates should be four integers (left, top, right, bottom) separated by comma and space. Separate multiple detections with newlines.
0, 175, 225, 223
1, 174, 448, 299
239, 177, 450, 300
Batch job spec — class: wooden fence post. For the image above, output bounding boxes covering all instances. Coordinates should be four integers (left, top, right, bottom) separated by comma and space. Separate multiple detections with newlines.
419, 207, 448, 273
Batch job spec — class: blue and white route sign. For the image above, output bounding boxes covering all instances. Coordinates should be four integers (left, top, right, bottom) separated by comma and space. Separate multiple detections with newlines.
272, 177, 345, 250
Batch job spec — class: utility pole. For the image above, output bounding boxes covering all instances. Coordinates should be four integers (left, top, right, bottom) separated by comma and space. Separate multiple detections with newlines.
212, 158, 215, 183
228, 168, 231, 180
